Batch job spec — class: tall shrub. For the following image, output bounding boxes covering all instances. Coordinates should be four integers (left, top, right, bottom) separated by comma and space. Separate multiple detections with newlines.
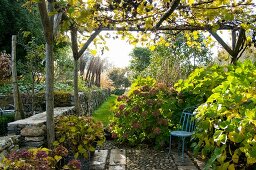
193, 61, 256, 169
111, 77, 179, 147
174, 64, 228, 108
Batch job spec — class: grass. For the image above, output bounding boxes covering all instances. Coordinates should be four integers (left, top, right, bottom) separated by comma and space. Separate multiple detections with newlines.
92, 94, 117, 127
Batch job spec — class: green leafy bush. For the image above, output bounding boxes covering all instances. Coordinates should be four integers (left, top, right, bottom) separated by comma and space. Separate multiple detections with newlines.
55, 115, 105, 159
1, 146, 81, 169
0, 113, 14, 136
193, 61, 256, 169
0, 83, 12, 95
174, 64, 228, 108
111, 77, 180, 147
111, 88, 125, 95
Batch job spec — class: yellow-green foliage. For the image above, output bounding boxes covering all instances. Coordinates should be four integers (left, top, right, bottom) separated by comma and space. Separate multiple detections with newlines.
1, 146, 81, 169
34, 91, 72, 107
54, 115, 105, 159
54, 90, 72, 106
193, 61, 256, 169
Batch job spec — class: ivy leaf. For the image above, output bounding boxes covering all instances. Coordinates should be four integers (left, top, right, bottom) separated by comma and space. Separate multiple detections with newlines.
59, 136, 65, 143
74, 152, 79, 159
53, 141, 59, 146
228, 164, 235, 170
228, 132, 244, 143
232, 152, 239, 163
54, 155, 62, 162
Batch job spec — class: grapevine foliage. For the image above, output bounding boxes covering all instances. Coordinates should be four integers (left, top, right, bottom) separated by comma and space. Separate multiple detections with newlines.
193, 60, 256, 169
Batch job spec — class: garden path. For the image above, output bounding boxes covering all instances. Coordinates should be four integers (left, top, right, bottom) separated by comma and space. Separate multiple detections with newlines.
90, 140, 202, 170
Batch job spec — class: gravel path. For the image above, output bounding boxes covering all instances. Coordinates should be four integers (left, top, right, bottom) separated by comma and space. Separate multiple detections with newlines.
95, 140, 200, 170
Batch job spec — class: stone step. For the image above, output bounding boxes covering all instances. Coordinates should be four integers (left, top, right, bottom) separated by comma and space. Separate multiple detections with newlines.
109, 149, 126, 166
91, 150, 108, 170
109, 165, 125, 170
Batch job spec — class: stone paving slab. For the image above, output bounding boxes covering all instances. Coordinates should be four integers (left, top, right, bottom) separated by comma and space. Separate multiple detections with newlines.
177, 166, 199, 170
109, 149, 126, 166
8, 107, 74, 126
91, 150, 108, 170
91, 140, 200, 170
109, 165, 126, 170
171, 152, 195, 167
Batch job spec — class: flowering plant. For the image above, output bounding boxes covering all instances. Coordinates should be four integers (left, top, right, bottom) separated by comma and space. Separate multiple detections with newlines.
55, 115, 105, 159
1, 146, 81, 170
111, 77, 180, 147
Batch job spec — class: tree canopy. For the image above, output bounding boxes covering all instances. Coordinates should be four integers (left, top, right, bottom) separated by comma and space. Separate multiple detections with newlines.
0, 0, 43, 57
129, 47, 152, 78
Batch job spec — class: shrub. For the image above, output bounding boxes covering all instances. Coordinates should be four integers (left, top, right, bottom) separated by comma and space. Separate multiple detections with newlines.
0, 53, 11, 80
111, 88, 125, 95
0, 113, 15, 136
55, 115, 105, 159
193, 61, 256, 169
174, 64, 228, 108
1, 146, 81, 169
110, 77, 180, 147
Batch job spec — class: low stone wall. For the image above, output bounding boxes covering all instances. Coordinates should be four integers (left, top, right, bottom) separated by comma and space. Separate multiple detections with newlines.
4, 88, 110, 148
0, 135, 20, 161
1, 88, 110, 115
79, 89, 111, 115
8, 107, 75, 148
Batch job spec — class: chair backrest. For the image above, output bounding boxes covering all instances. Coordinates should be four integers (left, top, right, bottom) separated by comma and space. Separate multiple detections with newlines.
179, 107, 197, 132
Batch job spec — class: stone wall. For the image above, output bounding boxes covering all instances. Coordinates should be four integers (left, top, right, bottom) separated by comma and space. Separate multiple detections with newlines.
79, 89, 111, 115
0, 88, 110, 115
5, 88, 110, 148
8, 107, 75, 148
0, 135, 20, 161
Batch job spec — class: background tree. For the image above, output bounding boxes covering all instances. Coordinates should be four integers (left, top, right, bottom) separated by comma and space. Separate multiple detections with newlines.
142, 32, 212, 85
19, 36, 45, 115
85, 56, 105, 87
0, 0, 43, 60
129, 47, 152, 79
108, 67, 130, 89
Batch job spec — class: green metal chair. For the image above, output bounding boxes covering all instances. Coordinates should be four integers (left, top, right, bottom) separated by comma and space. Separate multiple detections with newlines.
169, 107, 197, 162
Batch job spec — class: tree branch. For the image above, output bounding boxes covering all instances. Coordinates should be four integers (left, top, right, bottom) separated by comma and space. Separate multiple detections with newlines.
38, 0, 52, 43
101, 24, 235, 32
234, 28, 246, 56
154, 0, 181, 29
71, 27, 79, 60
78, 29, 101, 58
53, 13, 63, 37
209, 30, 234, 57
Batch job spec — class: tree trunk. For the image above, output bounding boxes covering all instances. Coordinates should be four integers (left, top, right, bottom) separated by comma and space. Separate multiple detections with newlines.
45, 42, 55, 148
73, 58, 80, 115
71, 27, 80, 115
12, 35, 25, 120
38, 0, 56, 148
31, 70, 35, 115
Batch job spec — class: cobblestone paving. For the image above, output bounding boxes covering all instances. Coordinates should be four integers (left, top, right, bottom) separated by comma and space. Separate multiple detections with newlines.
126, 149, 176, 170
94, 140, 200, 170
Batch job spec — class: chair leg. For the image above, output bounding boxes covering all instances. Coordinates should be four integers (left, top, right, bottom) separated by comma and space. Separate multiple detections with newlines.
169, 135, 172, 155
181, 137, 185, 162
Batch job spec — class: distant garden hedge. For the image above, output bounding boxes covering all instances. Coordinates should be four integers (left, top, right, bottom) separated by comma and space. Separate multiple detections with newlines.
0, 113, 14, 136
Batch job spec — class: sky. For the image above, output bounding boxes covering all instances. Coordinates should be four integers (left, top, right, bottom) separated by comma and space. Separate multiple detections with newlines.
99, 1, 256, 68
101, 37, 134, 68
101, 31, 231, 68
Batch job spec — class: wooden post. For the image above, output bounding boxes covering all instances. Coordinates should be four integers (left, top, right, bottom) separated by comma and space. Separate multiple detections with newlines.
12, 35, 24, 120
